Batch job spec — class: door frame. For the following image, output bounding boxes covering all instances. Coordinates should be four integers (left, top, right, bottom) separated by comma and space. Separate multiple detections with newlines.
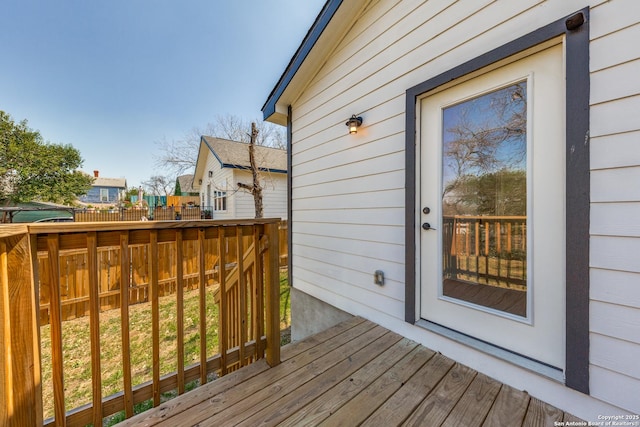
404, 8, 590, 394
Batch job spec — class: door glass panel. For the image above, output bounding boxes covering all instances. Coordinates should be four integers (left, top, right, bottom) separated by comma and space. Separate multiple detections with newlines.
441, 82, 527, 317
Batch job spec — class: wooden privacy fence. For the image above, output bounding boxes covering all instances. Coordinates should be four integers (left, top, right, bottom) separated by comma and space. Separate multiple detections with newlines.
443, 215, 527, 289
0, 219, 281, 427
152, 205, 205, 221
37, 220, 288, 324
74, 208, 150, 222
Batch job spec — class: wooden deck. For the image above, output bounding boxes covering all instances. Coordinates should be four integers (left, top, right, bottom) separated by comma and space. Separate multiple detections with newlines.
120, 317, 582, 426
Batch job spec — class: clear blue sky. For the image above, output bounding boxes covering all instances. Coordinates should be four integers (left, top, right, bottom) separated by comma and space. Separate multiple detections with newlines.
0, 0, 325, 188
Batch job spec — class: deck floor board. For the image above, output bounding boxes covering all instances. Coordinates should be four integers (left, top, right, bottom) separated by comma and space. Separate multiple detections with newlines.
269, 337, 417, 427
122, 317, 581, 427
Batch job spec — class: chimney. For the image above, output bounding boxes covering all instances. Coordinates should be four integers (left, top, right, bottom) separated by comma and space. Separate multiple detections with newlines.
93, 170, 99, 178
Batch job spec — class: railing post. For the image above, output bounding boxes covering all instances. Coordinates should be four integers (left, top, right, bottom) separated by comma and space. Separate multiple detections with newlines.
0, 227, 43, 426
265, 222, 281, 367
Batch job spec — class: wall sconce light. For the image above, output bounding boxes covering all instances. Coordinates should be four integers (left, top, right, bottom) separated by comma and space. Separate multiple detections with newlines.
345, 115, 363, 134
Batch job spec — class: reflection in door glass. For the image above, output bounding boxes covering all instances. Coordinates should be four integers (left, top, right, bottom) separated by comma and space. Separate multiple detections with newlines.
441, 82, 527, 317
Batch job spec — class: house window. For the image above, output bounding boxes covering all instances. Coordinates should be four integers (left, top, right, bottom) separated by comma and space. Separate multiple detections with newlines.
100, 188, 109, 202
214, 191, 227, 211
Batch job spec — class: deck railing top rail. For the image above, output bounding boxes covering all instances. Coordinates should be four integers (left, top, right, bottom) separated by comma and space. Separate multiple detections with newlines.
26, 217, 282, 234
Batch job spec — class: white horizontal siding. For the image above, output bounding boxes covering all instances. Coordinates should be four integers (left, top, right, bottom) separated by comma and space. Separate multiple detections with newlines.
591, 333, 640, 380
294, 207, 405, 227
591, 59, 640, 105
225, 169, 287, 220
292, 231, 405, 265
294, 150, 404, 189
591, 131, 640, 170
291, 264, 405, 317
592, 167, 640, 202
591, 95, 640, 137
588, 0, 640, 411
591, 366, 640, 414
590, 22, 640, 72
590, 0, 640, 39
198, 154, 235, 219
288, 0, 639, 416
293, 253, 404, 301
591, 301, 640, 344
590, 235, 640, 273
591, 202, 640, 237
293, 222, 404, 246
591, 268, 640, 309
260, 172, 288, 219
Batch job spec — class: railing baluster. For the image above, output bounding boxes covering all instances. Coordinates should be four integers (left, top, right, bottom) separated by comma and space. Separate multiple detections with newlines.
119, 231, 134, 418
237, 226, 247, 367
265, 222, 280, 367
149, 230, 160, 406
87, 232, 103, 425
176, 230, 185, 395
484, 222, 490, 256
254, 225, 264, 359
198, 228, 207, 385
218, 227, 227, 375
46, 234, 66, 426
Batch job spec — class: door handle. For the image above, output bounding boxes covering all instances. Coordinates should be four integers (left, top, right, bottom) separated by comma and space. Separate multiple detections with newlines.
422, 222, 436, 231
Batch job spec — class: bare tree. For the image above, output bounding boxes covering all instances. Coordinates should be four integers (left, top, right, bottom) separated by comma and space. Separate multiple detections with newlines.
142, 175, 173, 197
442, 82, 527, 216
236, 123, 263, 218
154, 114, 286, 177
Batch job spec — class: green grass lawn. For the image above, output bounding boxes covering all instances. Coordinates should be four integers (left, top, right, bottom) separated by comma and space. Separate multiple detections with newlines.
40, 270, 290, 424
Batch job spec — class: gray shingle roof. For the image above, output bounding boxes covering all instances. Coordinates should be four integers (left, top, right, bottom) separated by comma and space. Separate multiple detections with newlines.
176, 174, 197, 194
93, 177, 127, 188
202, 136, 287, 173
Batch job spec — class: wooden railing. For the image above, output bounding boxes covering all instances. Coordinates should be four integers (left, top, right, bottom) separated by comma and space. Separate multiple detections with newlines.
0, 219, 281, 427
36, 221, 287, 324
443, 215, 527, 289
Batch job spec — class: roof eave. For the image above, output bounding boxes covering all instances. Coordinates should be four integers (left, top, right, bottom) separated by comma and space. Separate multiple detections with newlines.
192, 137, 216, 190
224, 164, 287, 174
263, 0, 370, 124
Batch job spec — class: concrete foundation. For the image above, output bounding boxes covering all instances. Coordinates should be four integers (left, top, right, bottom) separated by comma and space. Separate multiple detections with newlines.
290, 287, 353, 342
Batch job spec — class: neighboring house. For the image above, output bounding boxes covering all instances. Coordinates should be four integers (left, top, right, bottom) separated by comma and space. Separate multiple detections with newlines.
79, 170, 127, 205
263, 0, 639, 420
192, 136, 287, 219
174, 174, 199, 196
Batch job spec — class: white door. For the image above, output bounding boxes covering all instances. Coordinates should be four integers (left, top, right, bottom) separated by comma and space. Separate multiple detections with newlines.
419, 42, 565, 368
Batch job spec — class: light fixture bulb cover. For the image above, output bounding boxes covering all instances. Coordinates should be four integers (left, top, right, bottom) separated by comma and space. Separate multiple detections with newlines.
346, 115, 363, 134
